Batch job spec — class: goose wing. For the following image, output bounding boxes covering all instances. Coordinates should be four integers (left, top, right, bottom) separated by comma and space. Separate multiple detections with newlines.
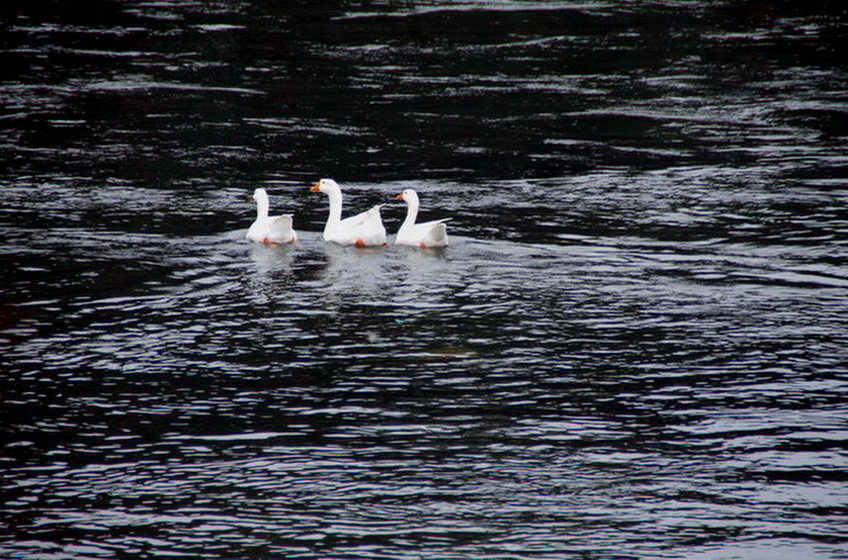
267, 215, 294, 242
400, 218, 449, 247
340, 204, 384, 229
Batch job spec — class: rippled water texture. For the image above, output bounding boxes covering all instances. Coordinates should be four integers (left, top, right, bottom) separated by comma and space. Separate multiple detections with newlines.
2, 1, 848, 558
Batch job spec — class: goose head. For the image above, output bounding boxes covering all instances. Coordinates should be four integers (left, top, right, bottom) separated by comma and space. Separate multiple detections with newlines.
310, 178, 340, 194
395, 188, 419, 205
253, 187, 268, 202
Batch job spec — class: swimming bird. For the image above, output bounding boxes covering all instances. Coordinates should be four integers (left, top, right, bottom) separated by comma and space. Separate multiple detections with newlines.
310, 178, 387, 247
394, 188, 449, 248
246, 188, 298, 245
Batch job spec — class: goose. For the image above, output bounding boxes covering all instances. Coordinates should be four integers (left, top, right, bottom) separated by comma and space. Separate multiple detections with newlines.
395, 188, 449, 248
310, 178, 387, 247
246, 188, 297, 245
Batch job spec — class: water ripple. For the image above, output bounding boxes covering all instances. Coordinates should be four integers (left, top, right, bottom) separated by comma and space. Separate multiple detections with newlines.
2, 1, 848, 558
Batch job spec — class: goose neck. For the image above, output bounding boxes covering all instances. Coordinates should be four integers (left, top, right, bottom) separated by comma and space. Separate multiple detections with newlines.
256, 193, 269, 219
325, 187, 343, 232
402, 197, 419, 227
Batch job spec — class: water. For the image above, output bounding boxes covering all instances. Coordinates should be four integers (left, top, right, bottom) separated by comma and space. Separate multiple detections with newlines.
2, 1, 848, 558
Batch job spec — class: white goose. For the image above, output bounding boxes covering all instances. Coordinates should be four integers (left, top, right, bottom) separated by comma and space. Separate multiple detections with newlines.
246, 188, 298, 245
310, 178, 387, 247
395, 188, 449, 248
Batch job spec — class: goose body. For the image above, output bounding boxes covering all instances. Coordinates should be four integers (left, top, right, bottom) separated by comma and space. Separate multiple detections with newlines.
395, 188, 449, 248
311, 178, 387, 247
246, 188, 297, 245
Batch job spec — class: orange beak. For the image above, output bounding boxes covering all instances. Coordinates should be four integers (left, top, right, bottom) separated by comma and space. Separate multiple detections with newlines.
395, 193, 404, 200
310, 183, 321, 192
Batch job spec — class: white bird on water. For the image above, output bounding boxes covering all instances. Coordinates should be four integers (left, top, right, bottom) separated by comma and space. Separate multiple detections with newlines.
246, 188, 298, 245
394, 188, 449, 248
310, 178, 387, 247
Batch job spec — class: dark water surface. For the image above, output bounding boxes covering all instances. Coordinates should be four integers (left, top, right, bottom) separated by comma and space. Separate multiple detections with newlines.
2, 1, 848, 558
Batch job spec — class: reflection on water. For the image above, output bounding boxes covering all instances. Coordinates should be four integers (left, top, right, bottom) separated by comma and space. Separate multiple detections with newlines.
2, 1, 848, 558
